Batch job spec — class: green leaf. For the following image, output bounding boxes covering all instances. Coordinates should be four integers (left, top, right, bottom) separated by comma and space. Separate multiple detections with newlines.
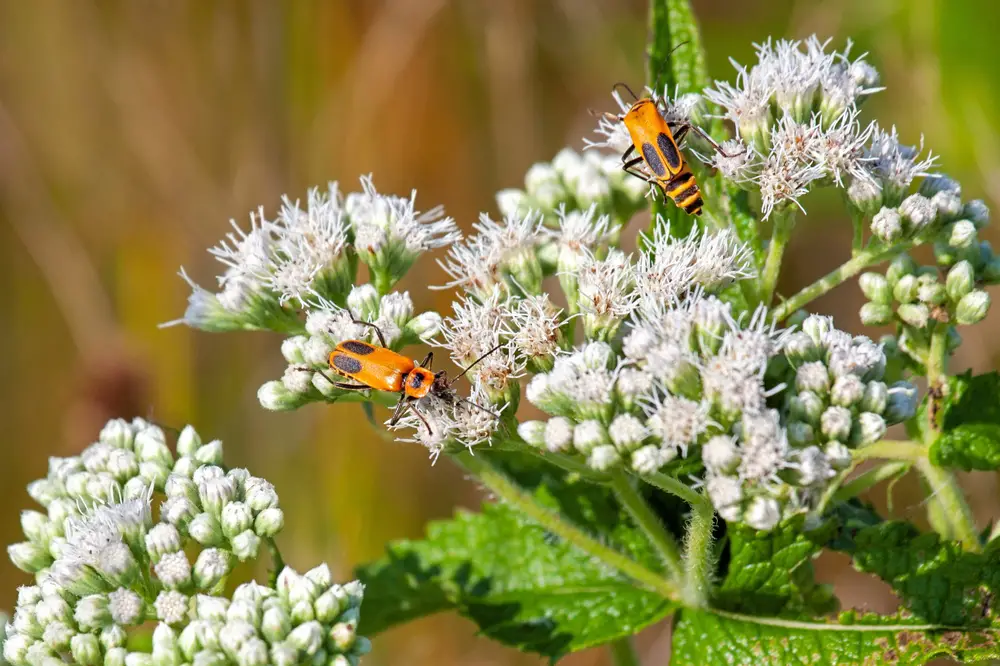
715, 516, 836, 616
824, 510, 1000, 626
672, 609, 1000, 666
929, 371, 1000, 470
356, 479, 676, 660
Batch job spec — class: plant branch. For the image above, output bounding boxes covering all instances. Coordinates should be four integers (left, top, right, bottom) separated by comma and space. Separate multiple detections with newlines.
455, 452, 679, 600
759, 209, 796, 306
608, 637, 641, 666
832, 461, 911, 504
610, 471, 684, 584
265, 537, 285, 588
772, 239, 916, 321
915, 456, 980, 552
851, 439, 926, 463
925, 323, 950, 434
640, 472, 715, 606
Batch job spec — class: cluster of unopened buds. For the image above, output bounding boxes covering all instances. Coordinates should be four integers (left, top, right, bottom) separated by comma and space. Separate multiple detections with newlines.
3, 419, 368, 666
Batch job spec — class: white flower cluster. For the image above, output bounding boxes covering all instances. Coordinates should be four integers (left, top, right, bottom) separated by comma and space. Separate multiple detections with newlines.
258, 289, 442, 412
3, 419, 368, 666
496, 148, 647, 228
168, 177, 458, 333
699, 36, 939, 220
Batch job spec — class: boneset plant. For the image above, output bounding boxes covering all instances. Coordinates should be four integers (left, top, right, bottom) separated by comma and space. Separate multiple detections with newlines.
5, 2, 1000, 665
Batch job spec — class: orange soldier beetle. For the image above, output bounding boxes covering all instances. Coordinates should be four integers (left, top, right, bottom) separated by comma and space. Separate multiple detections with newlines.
324, 317, 501, 435
597, 81, 740, 216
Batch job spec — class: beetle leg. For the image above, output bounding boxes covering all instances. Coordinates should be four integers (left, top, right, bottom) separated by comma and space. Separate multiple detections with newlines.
388, 395, 410, 425
407, 403, 432, 435
679, 122, 743, 157
622, 156, 644, 170
669, 123, 690, 144
332, 381, 371, 390
418, 351, 434, 369
350, 316, 389, 348
620, 143, 636, 163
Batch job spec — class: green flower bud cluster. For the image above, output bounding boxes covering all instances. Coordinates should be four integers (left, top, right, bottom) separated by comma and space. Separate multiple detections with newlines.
782, 315, 917, 469
496, 148, 647, 230
258, 289, 442, 412
4, 419, 368, 666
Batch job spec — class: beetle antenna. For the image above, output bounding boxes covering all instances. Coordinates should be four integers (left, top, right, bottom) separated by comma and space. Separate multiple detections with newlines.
612, 82, 639, 102
450, 344, 504, 386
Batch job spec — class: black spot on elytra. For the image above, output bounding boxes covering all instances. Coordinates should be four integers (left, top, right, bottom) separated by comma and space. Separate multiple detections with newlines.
641, 142, 666, 177
332, 353, 363, 375
657, 132, 681, 170
341, 340, 375, 355
410, 373, 427, 389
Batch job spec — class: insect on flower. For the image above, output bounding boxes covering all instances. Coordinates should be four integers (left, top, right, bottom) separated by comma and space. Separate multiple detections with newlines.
595, 81, 740, 216
325, 317, 502, 435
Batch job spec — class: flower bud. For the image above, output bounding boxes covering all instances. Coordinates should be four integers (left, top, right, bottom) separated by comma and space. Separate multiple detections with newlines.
245, 479, 279, 512
801, 314, 833, 346
788, 421, 816, 447
886, 254, 917, 287
8, 542, 52, 573
257, 381, 308, 412
587, 445, 620, 472
517, 421, 546, 448
820, 406, 853, 441
254, 508, 285, 538
917, 280, 945, 306
280, 336, 307, 365
193, 549, 231, 590
154, 551, 192, 590
795, 362, 831, 396
101, 624, 128, 650
74, 595, 110, 632
744, 496, 781, 531
964, 199, 990, 228
871, 207, 903, 243
893, 274, 918, 303
931, 191, 963, 222
330, 621, 357, 653
188, 513, 225, 546
789, 391, 825, 426
221, 502, 253, 538
956, 290, 990, 325
859, 272, 892, 304
824, 440, 852, 470
831, 375, 865, 408
195, 441, 224, 467
859, 302, 894, 326
851, 412, 887, 446
287, 621, 324, 655
897, 303, 930, 328
261, 607, 291, 643
608, 414, 649, 453
899, 193, 936, 231
543, 417, 574, 453
885, 382, 918, 423
949, 220, 978, 250
945, 260, 975, 302
630, 445, 666, 475
572, 420, 607, 455
847, 177, 883, 217
231, 530, 262, 561
71, 633, 102, 665
404, 311, 443, 341
783, 332, 820, 366
496, 188, 528, 218
346, 284, 380, 322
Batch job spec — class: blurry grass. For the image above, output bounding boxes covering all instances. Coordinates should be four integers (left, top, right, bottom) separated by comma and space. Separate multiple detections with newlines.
1, 0, 1000, 664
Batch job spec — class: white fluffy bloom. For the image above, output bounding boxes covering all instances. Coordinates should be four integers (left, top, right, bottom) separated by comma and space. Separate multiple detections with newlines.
866, 124, 937, 202
437, 211, 542, 296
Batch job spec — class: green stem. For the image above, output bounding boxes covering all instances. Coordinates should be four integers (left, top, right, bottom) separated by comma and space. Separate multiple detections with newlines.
832, 461, 911, 504
642, 472, 714, 607
850, 209, 865, 257
456, 453, 678, 600
609, 471, 684, 584
926, 324, 950, 434
852, 439, 926, 463
266, 537, 285, 588
759, 209, 796, 306
608, 637, 641, 666
915, 456, 980, 552
772, 239, 915, 321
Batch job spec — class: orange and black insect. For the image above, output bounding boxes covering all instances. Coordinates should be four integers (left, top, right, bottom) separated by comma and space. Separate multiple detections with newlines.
325, 317, 500, 435
598, 82, 738, 216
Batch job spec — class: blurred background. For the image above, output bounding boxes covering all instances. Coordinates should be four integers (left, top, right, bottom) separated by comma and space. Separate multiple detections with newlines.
2, 0, 1000, 663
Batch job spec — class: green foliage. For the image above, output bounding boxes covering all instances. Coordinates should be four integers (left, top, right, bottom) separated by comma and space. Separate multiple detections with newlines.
929, 371, 1000, 470
714, 516, 836, 616
825, 506, 1000, 626
671, 609, 1000, 666
356, 473, 676, 661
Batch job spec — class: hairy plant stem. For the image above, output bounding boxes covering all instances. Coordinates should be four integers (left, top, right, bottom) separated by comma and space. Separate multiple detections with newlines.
759, 209, 796, 306
853, 440, 980, 551
832, 461, 911, 504
643, 472, 714, 607
772, 239, 916, 321
610, 471, 684, 584
488, 434, 610, 481
455, 452, 679, 600
849, 208, 865, 257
